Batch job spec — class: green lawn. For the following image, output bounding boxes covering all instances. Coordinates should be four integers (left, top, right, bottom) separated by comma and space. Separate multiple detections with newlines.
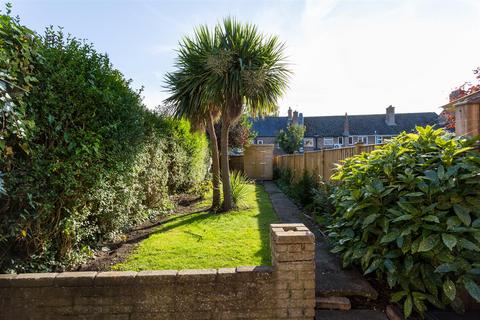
113, 184, 278, 270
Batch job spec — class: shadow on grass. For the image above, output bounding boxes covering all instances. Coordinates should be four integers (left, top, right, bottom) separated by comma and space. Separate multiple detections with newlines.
128, 183, 279, 267
119, 208, 211, 247
253, 183, 280, 266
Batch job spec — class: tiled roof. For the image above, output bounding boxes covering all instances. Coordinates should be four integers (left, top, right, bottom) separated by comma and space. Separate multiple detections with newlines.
250, 116, 289, 137
250, 112, 439, 137
454, 90, 480, 106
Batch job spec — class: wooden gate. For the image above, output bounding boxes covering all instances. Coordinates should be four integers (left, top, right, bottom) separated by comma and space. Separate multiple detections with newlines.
243, 144, 274, 180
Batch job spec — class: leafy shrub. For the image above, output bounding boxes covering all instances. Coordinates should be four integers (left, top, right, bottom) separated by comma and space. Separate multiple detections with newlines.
0, 5, 40, 199
309, 182, 335, 222
276, 169, 317, 206
275, 168, 334, 225
0, 18, 209, 272
328, 126, 480, 317
229, 170, 252, 208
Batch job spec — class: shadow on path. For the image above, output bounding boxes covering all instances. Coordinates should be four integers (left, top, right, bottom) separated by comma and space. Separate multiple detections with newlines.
263, 181, 378, 300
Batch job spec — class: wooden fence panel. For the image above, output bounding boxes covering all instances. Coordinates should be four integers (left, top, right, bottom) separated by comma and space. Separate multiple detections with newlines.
274, 144, 381, 182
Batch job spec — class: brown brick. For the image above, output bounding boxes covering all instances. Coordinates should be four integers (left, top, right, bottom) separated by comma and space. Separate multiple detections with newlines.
288, 244, 303, 252
276, 261, 315, 271
273, 231, 315, 244
0, 274, 16, 287
302, 243, 315, 251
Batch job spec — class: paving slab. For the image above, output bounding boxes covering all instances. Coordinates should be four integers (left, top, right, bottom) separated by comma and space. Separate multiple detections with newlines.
263, 181, 378, 300
316, 310, 387, 320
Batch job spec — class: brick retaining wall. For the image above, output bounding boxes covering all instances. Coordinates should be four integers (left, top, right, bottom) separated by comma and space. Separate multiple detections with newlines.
0, 223, 315, 320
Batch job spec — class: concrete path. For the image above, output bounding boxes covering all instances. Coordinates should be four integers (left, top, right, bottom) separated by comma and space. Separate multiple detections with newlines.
263, 181, 378, 300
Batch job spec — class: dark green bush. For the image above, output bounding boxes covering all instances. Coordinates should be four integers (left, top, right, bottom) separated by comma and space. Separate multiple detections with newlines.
328, 126, 480, 317
0, 19, 208, 272
275, 168, 334, 225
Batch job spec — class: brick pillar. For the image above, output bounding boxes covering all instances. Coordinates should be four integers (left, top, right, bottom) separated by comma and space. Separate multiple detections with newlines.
271, 223, 316, 319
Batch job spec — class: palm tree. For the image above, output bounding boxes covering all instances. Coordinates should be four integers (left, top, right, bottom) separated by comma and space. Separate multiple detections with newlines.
211, 18, 290, 210
166, 18, 290, 211
164, 26, 222, 210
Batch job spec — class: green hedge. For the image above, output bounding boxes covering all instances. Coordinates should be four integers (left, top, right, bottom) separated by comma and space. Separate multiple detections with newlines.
0, 16, 208, 272
328, 126, 480, 317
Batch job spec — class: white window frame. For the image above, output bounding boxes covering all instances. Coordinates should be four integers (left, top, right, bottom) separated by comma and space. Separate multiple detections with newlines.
303, 138, 314, 147
375, 136, 382, 144
257, 139, 264, 144
338, 137, 344, 145
323, 137, 334, 146
382, 136, 392, 143
348, 136, 354, 145
358, 136, 368, 144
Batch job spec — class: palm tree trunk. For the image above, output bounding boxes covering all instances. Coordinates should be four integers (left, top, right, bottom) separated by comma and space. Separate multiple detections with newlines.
220, 117, 233, 211
206, 112, 221, 211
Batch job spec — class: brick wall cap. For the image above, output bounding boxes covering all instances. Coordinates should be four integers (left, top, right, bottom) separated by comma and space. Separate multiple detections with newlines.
236, 266, 273, 273
55, 271, 97, 286
177, 269, 217, 276
137, 270, 177, 277
96, 271, 137, 278
95, 271, 137, 286
273, 231, 315, 244
217, 268, 236, 274
11, 272, 59, 287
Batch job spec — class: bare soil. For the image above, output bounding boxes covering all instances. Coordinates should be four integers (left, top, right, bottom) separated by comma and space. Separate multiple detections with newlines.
76, 194, 208, 271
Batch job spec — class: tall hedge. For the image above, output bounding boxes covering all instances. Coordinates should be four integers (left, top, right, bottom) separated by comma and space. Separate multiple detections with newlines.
0, 15, 208, 272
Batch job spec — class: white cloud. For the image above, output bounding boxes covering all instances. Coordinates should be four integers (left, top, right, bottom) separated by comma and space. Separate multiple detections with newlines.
275, 0, 480, 116
141, 0, 480, 117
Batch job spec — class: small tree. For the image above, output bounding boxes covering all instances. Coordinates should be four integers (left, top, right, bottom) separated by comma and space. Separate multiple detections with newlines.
277, 124, 305, 154
215, 114, 256, 151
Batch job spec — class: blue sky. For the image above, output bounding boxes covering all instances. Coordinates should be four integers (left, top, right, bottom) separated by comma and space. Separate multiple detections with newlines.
8, 0, 480, 116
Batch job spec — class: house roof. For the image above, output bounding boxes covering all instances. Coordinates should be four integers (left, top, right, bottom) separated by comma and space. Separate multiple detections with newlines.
250, 112, 439, 137
441, 90, 480, 109
454, 90, 480, 106
250, 116, 289, 137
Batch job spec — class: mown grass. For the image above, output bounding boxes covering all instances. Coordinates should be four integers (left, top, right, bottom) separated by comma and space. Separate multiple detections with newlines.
113, 184, 278, 270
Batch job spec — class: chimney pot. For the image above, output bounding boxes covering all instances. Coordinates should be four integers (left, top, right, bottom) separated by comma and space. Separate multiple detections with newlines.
343, 112, 350, 136
386, 105, 396, 126
288, 107, 293, 120
292, 110, 299, 125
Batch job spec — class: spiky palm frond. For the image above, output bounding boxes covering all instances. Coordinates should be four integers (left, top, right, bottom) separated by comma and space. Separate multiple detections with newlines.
164, 17, 290, 122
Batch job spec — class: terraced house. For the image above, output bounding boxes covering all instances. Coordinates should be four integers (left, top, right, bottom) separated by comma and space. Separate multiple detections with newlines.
250, 106, 439, 154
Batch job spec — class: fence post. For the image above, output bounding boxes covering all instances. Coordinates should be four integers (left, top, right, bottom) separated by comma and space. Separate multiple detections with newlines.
355, 142, 365, 155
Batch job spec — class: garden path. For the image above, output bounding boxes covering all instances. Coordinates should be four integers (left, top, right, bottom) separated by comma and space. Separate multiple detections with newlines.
263, 181, 378, 299
263, 181, 389, 320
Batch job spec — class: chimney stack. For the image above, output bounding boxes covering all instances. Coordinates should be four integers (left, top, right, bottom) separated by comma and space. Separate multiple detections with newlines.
288, 107, 293, 120
299, 113, 304, 126
292, 110, 299, 125
343, 112, 349, 136
386, 105, 396, 126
